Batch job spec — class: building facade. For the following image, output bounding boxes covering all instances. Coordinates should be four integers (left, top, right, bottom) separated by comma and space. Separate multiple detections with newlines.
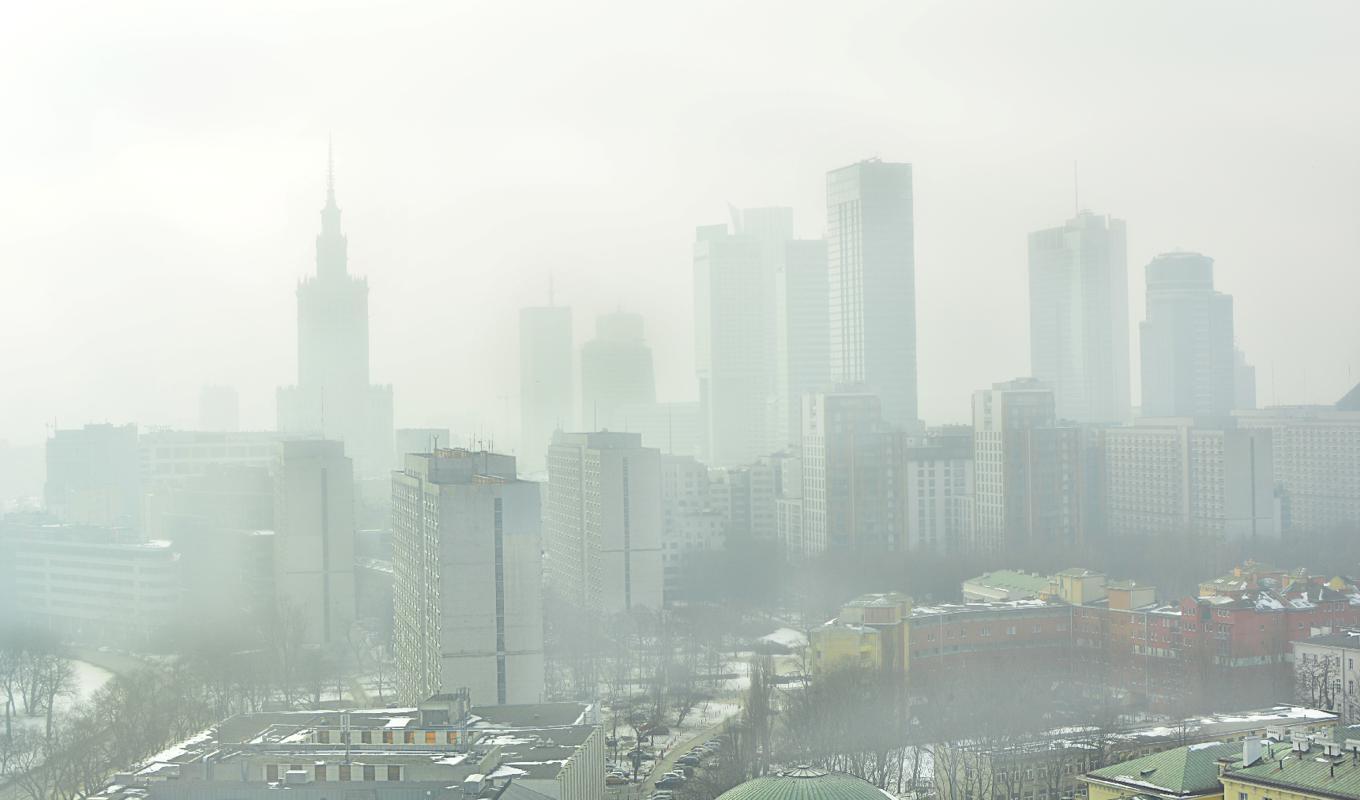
827, 159, 918, 429
776, 239, 831, 449
1028, 212, 1131, 424
799, 392, 897, 556
273, 439, 356, 646
1236, 404, 1360, 532
579, 312, 656, 432
519, 305, 574, 473
392, 450, 544, 706
545, 431, 663, 614
276, 153, 393, 478
1139, 252, 1236, 419
1103, 419, 1277, 538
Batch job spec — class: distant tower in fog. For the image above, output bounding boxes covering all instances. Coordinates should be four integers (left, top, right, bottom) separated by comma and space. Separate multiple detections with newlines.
1139, 252, 1236, 419
199, 385, 240, 432
827, 159, 918, 429
519, 303, 574, 472
1027, 212, 1131, 424
276, 144, 394, 477
580, 311, 655, 432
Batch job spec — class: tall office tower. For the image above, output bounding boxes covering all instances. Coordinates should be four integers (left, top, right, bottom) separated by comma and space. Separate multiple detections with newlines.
1139, 252, 1236, 419
391, 449, 543, 706
971, 378, 1088, 553
827, 159, 918, 429
519, 305, 574, 472
898, 427, 975, 555
198, 385, 240, 432
1233, 348, 1257, 411
545, 431, 663, 613
45, 423, 142, 528
277, 148, 394, 478
1104, 420, 1276, 539
799, 392, 898, 556
777, 239, 830, 449
579, 312, 656, 432
694, 222, 771, 465
1027, 212, 1131, 424
273, 439, 355, 645
733, 207, 795, 450
1236, 392, 1360, 532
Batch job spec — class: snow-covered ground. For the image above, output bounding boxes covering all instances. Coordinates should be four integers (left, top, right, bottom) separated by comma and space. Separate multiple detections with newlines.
9, 659, 113, 734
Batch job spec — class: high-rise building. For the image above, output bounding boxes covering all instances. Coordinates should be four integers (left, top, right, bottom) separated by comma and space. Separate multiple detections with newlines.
827, 159, 918, 429
519, 305, 574, 473
799, 392, 898, 556
1234, 348, 1258, 411
579, 312, 655, 432
898, 427, 975, 555
545, 431, 663, 613
273, 439, 355, 645
1103, 419, 1276, 539
777, 239, 830, 448
198, 385, 240, 432
391, 449, 543, 706
1235, 396, 1360, 532
277, 148, 394, 478
1028, 212, 1131, 424
659, 454, 726, 601
694, 220, 773, 465
971, 378, 1090, 552
1139, 252, 1236, 419
44, 423, 142, 528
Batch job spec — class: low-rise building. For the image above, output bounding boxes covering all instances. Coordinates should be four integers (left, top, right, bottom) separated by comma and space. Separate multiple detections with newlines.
809, 592, 911, 675
92, 696, 604, 800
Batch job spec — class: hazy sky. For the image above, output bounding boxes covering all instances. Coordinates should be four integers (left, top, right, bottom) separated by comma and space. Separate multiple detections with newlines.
2, 0, 1358, 447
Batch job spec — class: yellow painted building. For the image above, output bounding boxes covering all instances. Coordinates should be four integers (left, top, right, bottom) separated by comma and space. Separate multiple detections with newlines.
809, 592, 910, 676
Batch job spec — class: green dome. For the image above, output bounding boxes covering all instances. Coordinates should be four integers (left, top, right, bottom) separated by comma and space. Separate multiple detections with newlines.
715, 768, 888, 800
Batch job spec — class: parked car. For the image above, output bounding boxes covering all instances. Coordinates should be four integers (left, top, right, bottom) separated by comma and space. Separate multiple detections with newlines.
656, 777, 684, 789
606, 774, 629, 786
677, 755, 700, 767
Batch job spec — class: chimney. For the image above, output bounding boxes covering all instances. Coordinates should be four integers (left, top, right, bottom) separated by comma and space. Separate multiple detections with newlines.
1243, 737, 1262, 767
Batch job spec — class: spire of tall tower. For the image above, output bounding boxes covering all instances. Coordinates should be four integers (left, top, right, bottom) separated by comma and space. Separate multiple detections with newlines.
327, 134, 336, 208
316, 137, 347, 278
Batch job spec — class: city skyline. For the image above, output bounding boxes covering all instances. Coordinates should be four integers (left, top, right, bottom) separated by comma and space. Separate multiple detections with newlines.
3, 2, 1358, 449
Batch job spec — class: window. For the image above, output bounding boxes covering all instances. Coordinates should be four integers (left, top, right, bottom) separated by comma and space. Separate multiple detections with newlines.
315, 765, 326, 782
1007, 626, 1017, 636
447, 731, 458, 745
340, 765, 351, 782
404, 731, 415, 744
383, 730, 393, 744
1239, 793, 1248, 800
317, 730, 330, 744
387, 766, 401, 781
361, 731, 371, 744
363, 766, 376, 782
425, 731, 437, 745
266, 765, 279, 782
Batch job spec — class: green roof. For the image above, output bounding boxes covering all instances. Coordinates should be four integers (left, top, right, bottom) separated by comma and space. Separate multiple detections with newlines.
716, 768, 888, 800
1086, 741, 1241, 797
966, 570, 1053, 594
1226, 728, 1360, 799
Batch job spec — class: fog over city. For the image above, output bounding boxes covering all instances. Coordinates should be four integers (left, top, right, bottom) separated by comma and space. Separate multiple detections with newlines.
6, 6, 1360, 800
3, 1, 1359, 458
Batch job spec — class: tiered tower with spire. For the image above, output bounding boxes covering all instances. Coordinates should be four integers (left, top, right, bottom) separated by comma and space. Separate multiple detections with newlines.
277, 142, 393, 477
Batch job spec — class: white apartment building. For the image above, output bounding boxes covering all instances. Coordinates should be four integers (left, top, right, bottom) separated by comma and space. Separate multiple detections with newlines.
546, 431, 663, 614
391, 449, 543, 706
1103, 419, 1277, 539
659, 455, 727, 600
900, 430, 974, 554
1236, 404, 1360, 532
140, 429, 293, 484
0, 520, 179, 645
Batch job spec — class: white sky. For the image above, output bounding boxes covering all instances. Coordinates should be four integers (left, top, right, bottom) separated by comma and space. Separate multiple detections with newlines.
2, 0, 1358, 447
